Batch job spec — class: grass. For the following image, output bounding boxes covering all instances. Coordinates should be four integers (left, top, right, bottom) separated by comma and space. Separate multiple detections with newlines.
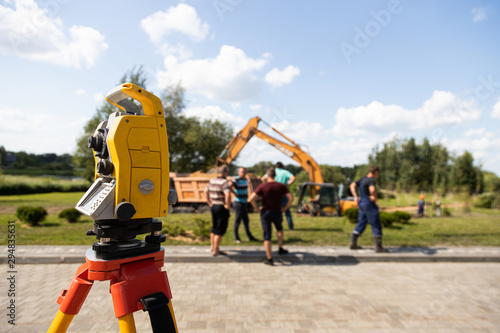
0, 174, 89, 195
0, 174, 88, 187
0, 192, 86, 209
0, 192, 499, 247
377, 191, 469, 208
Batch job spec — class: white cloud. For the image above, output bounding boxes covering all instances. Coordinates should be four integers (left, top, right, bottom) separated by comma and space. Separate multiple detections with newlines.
141, 3, 210, 44
265, 65, 300, 87
0, 105, 87, 153
472, 7, 488, 22
0, 0, 108, 68
333, 90, 481, 136
250, 104, 262, 111
0, 106, 55, 133
160, 43, 192, 59
157, 45, 269, 102
448, 129, 500, 168
183, 105, 246, 126
75, 89, 86, 95
491, 99, 500, 119
93, 93, 104, 102
271, 120, 327, 141
464, 128, 494, 138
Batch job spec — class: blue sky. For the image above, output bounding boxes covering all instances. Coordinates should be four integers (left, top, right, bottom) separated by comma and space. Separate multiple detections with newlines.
1, 0, 499, 175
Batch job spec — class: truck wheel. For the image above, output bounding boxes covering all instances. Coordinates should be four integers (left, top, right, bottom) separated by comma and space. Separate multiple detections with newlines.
197, 205, 211, 214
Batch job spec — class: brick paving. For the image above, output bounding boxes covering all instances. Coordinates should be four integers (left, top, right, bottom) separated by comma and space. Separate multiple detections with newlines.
2, 261, 500, 332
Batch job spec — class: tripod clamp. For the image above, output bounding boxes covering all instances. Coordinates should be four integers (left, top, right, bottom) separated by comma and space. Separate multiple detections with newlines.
141, 292, 177, 332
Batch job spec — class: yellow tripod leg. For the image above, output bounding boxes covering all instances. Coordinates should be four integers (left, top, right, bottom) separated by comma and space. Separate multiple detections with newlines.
47, 310, 74, 333
168, 301, 179, 332
118, 313, 137, 333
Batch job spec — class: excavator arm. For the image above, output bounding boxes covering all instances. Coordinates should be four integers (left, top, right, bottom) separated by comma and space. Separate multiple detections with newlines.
217, 116, 324, 184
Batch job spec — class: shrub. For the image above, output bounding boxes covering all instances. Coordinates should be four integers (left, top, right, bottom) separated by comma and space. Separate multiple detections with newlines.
344, 207, 358, 223
442, 207, 452, 217
379, 212, 395, 227
474, 192, 499, 209
345, 207, 404, 227
392, 211, 411, 224
162, 220, 186, 236
58, 208, 82, 222
193, 218, 211, 239
16, 206, 47, 226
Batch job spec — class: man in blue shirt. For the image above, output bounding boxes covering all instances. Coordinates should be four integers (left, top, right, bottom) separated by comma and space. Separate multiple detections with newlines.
231, 167, 258, 243
349, 166, 389, 253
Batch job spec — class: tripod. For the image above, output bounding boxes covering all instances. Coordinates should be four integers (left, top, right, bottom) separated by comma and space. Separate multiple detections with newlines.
48, 242, 178, 332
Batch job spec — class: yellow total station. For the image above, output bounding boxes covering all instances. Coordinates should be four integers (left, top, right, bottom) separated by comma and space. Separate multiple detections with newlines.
81, 83, 170, 221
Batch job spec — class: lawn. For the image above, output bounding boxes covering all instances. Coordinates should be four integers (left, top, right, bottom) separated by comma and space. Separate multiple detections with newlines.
0, 191, 499, 247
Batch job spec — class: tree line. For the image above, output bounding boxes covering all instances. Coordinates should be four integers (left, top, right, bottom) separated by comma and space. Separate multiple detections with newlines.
0, 146, 73, 176
366, 137, 490, 195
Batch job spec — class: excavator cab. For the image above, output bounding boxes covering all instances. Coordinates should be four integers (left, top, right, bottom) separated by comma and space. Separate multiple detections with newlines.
296, 182, 341, 217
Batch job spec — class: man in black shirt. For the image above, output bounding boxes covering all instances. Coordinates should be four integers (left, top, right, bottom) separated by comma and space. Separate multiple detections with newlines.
349, 166, 389, 253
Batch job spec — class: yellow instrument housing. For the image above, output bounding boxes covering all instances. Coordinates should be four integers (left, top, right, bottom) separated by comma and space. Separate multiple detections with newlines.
105, 83, 170, 219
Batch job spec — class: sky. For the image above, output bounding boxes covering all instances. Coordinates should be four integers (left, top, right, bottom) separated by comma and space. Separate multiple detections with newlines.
0, 0, 499, 175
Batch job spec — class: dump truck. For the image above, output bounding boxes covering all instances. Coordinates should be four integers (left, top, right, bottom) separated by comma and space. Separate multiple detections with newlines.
170, 171, 261, 212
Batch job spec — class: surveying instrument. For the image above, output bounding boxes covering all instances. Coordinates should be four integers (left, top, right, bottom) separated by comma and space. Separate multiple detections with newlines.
48, 83, 178, 332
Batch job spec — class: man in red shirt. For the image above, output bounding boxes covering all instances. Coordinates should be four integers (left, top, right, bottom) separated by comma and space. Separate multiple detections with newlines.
248, 168, 293, 265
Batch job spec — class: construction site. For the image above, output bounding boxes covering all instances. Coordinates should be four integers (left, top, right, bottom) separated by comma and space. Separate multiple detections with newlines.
170, 116, 357, 217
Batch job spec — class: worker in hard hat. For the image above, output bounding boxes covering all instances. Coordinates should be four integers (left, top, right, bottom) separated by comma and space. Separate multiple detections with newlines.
417, 194, 425, 217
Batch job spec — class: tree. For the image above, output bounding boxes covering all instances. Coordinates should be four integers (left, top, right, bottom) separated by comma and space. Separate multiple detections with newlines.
320, 164, 346, 184
451, 151, 482, 194
168, 116, 233, 172
247, 161, 274, 176
0, 145, 6, 167
162, 83, 233, 172
483, 171, 500, 193
369, 139, 401, 189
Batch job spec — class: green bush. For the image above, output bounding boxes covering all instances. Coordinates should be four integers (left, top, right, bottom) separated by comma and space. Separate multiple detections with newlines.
379, 212, 395, 227
344, 207, 358, 223
345, 207, 406, 227
474, 192, 499, 209
162, 220, 186, 236
58, 208, 82, 222
392, 211, 411, 223
16, 206, 48, 226
193, 218, 211, 239
443, 207, 452, 217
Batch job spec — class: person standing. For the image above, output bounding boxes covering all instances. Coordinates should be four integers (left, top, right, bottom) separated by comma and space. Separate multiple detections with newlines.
261, 162, 296, 230
249, 168, 293, 266
231, 167, 258, 243
348, 166, 389, 253
204, 166, 231, 256
436, 198, 442, 217
417, 195, 425, 217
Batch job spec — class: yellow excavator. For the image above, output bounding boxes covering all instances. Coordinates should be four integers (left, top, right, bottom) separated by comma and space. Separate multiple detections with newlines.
216, 117, 357, 216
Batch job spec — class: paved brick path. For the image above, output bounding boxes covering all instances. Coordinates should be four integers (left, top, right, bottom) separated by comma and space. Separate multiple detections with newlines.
2, 262, 499, 332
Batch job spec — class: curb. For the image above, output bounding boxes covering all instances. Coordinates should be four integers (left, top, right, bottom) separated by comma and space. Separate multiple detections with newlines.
3, 247, 500, 264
